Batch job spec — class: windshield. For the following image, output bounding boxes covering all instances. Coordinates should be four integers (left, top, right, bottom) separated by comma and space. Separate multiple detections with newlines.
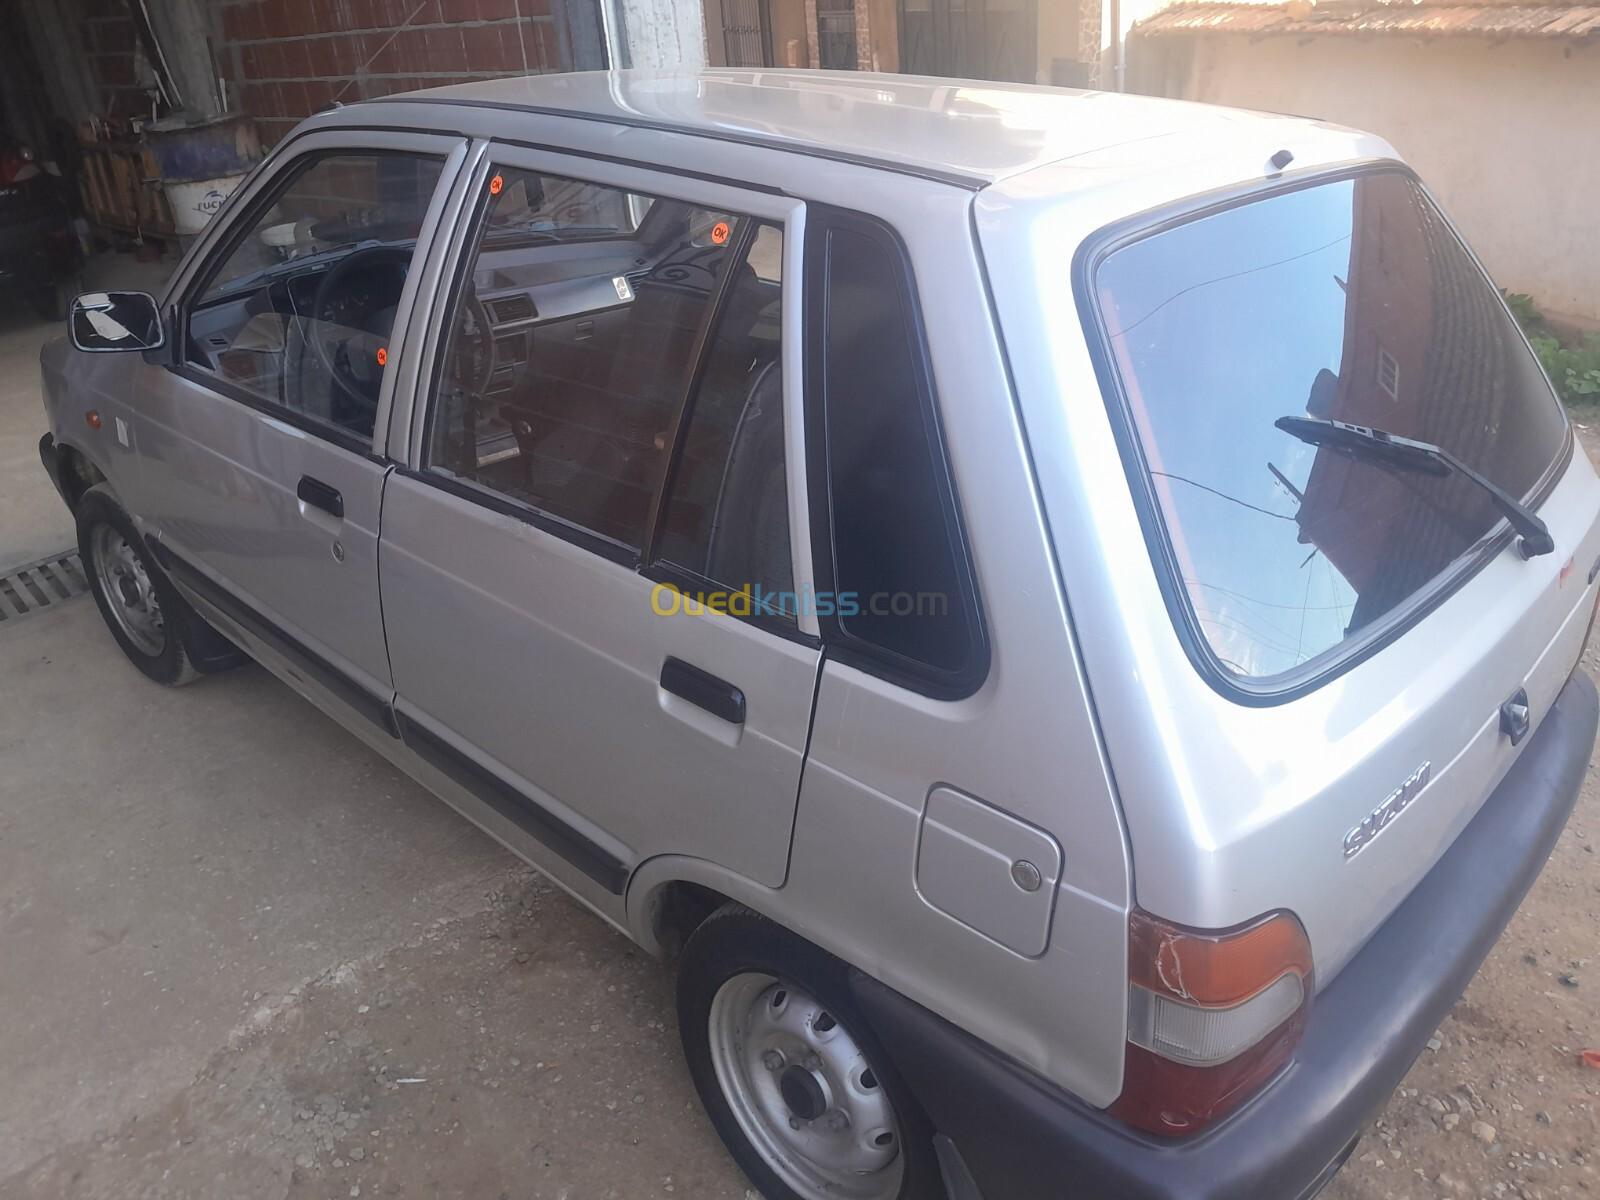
1093, 169, 1568, 682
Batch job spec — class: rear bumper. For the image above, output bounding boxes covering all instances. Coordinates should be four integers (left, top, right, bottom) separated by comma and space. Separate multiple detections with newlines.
852, 669, 1598, 1200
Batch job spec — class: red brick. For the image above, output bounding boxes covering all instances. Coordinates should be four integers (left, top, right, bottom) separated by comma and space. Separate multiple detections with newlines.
239, 43, 263, 77
421, 26, 465, 71
235, 1, 265, 40
256, 1, 286, 37
222, 3, 247, 41
304, 35, 337, 76
458, 22, 504, 72
250, 40, 278, 77
301, 77, 333, 109
530, 18, 562, 69
329, 33, 365, 72
280, 37, 314, 76
364, 31, 401, 73
274, 79, 305, 115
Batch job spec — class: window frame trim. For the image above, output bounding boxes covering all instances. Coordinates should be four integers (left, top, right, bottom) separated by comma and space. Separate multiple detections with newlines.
407, 143, 819, 638
1072, 159, 1575, 707
802, 204, 992, 701
167, 131, 468, 460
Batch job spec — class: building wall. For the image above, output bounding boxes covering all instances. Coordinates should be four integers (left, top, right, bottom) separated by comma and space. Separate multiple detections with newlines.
1159, 33, 1600, 324
211, 0, 582, 147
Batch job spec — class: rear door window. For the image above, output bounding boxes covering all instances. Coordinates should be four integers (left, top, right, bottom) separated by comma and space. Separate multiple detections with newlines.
1091, 170, 1568, 684
808, 212, 986, 695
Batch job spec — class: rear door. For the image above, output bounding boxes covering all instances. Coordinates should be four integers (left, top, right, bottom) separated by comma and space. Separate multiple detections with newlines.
132, 131, 466, 729
379, 147, 819, 903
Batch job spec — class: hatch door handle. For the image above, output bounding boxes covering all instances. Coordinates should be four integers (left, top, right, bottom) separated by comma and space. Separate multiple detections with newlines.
297, 475, 344, 520
660, 657, 745, 725
1500, 687, 1531, 746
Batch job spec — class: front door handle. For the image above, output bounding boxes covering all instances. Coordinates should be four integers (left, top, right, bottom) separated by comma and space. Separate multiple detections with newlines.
660, 657, 745, 725
297, 475, 344, 519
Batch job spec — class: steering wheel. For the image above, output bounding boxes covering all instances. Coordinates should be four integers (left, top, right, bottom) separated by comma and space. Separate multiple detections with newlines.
310, 245, 412, 414
450, 290, 498, 398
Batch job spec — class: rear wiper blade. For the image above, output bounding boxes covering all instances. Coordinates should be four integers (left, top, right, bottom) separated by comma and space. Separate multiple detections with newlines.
1275, 415, 1555, 559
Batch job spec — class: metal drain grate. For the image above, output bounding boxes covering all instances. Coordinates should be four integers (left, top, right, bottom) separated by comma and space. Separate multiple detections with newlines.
0, 549, 89, 623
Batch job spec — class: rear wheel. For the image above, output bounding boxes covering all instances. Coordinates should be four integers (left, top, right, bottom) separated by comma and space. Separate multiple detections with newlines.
677, 904, 943, 1200
76, 486, 216, 686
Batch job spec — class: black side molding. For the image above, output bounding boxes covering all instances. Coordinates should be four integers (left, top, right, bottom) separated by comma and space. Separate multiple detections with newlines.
660, 657, 746, 724
153, 542, 400, 738
395, 711, 630, 895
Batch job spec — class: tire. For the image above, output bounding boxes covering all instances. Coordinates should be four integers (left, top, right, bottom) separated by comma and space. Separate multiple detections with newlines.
677, 904, 945, 1200
76, 485, 227, 686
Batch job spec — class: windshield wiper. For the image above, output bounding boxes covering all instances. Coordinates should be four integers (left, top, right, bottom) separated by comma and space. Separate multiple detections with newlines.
1275, 415, 1555, 559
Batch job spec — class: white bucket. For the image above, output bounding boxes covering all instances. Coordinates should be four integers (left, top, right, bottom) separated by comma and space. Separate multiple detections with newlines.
163, 172, 248, 237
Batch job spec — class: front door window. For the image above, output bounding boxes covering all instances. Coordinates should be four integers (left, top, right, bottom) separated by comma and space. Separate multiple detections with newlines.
185, 152, 446, 446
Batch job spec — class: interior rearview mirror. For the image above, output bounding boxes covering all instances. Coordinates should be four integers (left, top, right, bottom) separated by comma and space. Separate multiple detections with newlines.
69, 291, 164, 354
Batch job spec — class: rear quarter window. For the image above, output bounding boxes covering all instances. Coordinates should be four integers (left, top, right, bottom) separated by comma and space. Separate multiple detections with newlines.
1089, 169, 1568, 690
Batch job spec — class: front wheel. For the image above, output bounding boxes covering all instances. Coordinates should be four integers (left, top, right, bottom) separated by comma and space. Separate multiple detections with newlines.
77, 486, 204, 686
677, 905, 944, 1200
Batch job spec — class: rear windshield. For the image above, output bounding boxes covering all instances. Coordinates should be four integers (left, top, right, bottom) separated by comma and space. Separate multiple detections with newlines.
1094, 170, 1567, 684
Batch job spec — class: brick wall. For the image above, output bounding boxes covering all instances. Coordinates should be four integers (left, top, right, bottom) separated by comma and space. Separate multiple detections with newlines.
215, 0, 576, 146
80, 0, 151, 118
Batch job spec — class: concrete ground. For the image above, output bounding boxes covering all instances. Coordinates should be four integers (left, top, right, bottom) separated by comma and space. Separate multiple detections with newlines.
1, 252, 1597, 1200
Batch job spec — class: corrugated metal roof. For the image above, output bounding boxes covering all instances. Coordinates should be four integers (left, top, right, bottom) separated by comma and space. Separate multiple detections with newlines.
1134, 0, 1600, 39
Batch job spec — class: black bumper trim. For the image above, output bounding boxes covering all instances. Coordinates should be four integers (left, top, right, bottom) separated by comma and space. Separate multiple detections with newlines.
851, 669, 1598, 1200
395, 710, 631, 895
39, 433, 69, 507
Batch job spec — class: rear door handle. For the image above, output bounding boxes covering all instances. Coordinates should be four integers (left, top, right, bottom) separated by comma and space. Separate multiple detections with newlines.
660, 657, 745, 725
297, 475, 344, 519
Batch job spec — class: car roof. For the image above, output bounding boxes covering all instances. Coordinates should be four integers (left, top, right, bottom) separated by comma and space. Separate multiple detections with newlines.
362, 69, 1337, 189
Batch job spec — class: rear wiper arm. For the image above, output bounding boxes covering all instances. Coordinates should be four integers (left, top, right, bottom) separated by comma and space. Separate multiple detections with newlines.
1275, 415, 1554, 559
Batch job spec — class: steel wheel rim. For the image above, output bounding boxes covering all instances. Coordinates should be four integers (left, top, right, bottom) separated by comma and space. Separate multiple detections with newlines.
90, 524, 166, 657
708, 972, 904, 1200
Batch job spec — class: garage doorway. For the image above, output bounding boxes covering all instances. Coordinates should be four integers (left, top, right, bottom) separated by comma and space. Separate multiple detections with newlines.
898, 0, 1037, 82
705, 0, 776, 66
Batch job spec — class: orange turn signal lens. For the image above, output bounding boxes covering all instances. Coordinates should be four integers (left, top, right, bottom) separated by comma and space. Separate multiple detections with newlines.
1128, 907, 1313, 1009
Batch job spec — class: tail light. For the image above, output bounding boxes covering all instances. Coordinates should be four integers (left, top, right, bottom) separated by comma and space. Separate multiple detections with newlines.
1110, 908, 1313, 1137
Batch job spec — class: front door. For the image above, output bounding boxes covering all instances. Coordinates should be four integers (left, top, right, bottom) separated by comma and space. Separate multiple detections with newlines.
379, 150, 818, 902
132, 134, 464, 728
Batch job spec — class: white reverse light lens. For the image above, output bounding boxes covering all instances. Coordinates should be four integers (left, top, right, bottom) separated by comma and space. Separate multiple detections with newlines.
1128, 972, 1304, 1067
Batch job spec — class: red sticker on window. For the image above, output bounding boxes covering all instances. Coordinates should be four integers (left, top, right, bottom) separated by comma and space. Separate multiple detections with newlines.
376, 347, 388, 367
711, 221, 731, 246
489, 174, 504, 196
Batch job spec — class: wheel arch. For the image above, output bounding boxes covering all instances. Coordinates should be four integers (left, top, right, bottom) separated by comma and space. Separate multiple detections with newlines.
52, 439, 109, 512
626, 855, 790, 958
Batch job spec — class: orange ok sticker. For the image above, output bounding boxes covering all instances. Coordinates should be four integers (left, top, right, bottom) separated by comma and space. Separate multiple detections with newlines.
488, 173, 504, 196
711, 220, 730, 246
376, 347, 388, 367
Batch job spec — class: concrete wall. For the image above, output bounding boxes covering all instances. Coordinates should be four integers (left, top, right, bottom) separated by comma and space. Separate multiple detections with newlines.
1157, 33, 1600, 325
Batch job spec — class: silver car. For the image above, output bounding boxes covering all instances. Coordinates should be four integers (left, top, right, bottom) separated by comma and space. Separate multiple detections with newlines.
37, 70, 1600, 1200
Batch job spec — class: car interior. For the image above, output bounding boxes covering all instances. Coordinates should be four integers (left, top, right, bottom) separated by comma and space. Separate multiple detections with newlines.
431, 170, 791, 588
179, 155, 792, 598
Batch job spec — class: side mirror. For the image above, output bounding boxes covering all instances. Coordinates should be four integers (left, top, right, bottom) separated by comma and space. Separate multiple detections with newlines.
69, 291, 165, 353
